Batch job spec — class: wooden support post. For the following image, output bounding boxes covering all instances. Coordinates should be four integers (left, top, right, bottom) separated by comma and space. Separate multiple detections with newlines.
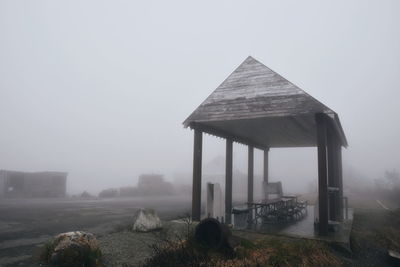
225, 139, 233, 224
316, 113, 329, 235
333, 135, 344, 222
327, 129, 338, 221
247, 146, 254, 205
337, 144, 344, 221
192, 130, 202, 221
263, 148, 269, 183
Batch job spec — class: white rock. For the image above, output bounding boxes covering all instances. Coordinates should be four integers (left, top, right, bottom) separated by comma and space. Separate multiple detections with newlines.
132, 208, 162, 232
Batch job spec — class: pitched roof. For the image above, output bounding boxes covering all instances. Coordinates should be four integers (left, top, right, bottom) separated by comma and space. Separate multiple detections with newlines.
184, 56, 347, 148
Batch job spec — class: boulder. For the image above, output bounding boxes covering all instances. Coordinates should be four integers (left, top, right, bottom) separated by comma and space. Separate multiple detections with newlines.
132, 208, 162, 232
43, 231, 101, 267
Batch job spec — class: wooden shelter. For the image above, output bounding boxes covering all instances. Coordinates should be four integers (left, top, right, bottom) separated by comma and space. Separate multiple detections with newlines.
183, 56, 347, 235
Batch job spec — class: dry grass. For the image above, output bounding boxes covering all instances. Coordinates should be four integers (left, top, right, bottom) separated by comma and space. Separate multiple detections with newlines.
350, 208, 400, 266
223, 239, 341, 267
351, 209, 400, 251
142, 234, 341, 267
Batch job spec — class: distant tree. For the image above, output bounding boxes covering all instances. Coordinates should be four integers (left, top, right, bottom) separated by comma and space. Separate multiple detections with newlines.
375, 169, 400, 190
374, 169, 400, 205
80, 191, 92, 198
384, 169, 400, 186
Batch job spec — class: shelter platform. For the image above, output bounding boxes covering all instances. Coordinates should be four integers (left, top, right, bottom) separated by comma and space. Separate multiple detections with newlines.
233, 205, 353, 248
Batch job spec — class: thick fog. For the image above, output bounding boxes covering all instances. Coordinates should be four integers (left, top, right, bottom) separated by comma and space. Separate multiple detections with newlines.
0, 1, 399, 195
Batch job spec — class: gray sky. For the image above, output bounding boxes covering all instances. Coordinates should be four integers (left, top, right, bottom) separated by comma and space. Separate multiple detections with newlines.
1, 0, 399, 194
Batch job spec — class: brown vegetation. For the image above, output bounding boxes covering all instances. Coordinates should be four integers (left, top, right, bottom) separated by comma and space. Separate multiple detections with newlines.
142, 232, 341, 267
351, 208, 400, 266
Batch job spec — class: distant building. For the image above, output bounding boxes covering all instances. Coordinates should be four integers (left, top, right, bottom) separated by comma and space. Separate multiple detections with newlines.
137, 174, 174, 196
0, 170, 67, 198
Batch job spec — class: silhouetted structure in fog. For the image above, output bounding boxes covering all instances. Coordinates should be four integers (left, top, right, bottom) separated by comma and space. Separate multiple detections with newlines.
137, 174, 174, 196
98, 174, 175, 198
0, 170, 67, 198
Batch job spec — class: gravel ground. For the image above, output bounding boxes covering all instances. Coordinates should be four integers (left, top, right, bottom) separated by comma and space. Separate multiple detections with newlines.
99, 221, 189, 267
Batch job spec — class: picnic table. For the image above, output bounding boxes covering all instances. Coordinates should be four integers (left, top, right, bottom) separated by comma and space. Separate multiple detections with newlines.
247, 196, 307, 224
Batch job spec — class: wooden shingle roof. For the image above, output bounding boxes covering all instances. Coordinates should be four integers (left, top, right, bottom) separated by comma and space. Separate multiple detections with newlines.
184, 56, 347, 148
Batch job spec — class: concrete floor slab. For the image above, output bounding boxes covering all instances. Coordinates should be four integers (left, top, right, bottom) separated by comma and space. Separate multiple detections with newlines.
234, 205, 353, 248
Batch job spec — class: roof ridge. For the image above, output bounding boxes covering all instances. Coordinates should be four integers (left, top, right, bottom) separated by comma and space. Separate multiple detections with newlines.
184, 56, 334, 127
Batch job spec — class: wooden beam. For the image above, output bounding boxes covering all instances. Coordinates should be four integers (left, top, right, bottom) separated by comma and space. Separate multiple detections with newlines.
192, 130, 203, 221
189, 122, 266, 150
248, 146, 254, 204
225, 139, 233, 224
316, 113, 329, 235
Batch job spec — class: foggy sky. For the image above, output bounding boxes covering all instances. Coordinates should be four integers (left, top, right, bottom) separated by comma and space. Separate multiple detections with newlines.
1, 1, 399, 194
